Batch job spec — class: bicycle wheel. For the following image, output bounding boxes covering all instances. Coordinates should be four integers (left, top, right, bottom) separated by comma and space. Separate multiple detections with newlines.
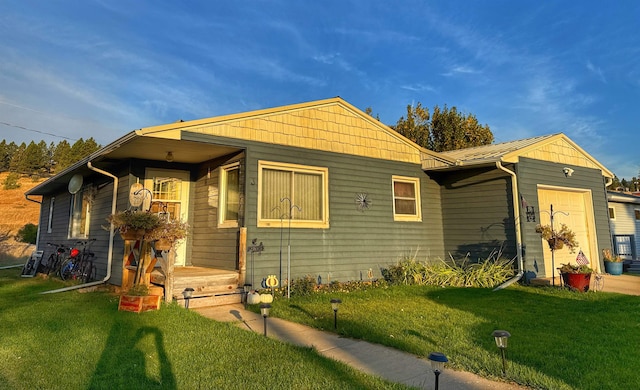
59, 259, 75, 281
43, 253, 56, 275
80, 261, 95, 283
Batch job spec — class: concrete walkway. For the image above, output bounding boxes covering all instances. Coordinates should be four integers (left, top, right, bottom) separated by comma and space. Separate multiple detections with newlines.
600, 273, 640, 295
195, 303, 527, 390
194, 275, 640, 389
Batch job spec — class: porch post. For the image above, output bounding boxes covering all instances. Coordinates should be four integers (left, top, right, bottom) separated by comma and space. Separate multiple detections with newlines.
238, 227, 247, 286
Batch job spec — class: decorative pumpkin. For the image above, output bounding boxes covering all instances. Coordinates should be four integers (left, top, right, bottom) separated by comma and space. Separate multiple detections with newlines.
247, 291, 261, 305
260, 293, 274, 303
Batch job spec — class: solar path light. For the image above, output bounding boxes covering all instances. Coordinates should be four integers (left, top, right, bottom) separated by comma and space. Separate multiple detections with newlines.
427, 352, 448, 390
492, 330, 511, 376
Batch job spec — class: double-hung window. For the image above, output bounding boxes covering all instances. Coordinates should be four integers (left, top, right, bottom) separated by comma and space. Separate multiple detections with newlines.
219, 162, 240, 227
69, 189, 90, 238
392, 176, 421, 221
258, 161, 329, 228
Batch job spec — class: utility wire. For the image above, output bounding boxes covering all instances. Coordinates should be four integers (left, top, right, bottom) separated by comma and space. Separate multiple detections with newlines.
0, 121, 77, 141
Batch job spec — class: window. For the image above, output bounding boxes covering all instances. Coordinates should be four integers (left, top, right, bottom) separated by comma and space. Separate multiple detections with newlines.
219, 163, 240, 227
614, 235, 634, 259
69, 189, 90, 238
258, 161, 329, 228
609, 207, 616, 219
392, 176, 422, 221
635, 209, 640, 220
47, 197, 55, 233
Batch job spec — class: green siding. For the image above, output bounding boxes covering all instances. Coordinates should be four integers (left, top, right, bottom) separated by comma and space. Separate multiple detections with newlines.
517, 157, 611, 279
434, 167, 516, 261
183, 133, 444, 286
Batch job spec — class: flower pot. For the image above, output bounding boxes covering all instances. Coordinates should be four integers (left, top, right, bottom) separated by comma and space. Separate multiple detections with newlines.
154, 238, 173, 251
604, 261, 623, 275
118, 294, 162, 313
547, 238, 563, 250
120, 229, 145, 241
561, 272, 591, 292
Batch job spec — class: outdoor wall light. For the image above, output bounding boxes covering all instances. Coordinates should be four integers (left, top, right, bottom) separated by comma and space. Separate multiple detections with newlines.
330, 298, 342, 329
165, 151, 174, 162
563, 167, 574, 177
182, 287, 194, 309
492, 330, 511, 376
427, 351, 448, 390
260, 303, 271, 336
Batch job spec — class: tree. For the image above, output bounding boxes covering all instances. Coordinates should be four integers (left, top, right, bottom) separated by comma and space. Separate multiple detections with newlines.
392, 102, 494, 152
16, 223, 38, 244
393, 102, 431, 148
53, 140, 72, 172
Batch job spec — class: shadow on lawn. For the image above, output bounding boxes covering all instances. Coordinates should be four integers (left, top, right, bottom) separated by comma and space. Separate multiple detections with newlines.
423, 286, 640, 389
88, 319, 176, 390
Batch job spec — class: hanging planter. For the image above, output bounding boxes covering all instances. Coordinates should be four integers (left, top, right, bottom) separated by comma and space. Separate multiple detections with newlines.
536, 223, 578, 253
547, 238, 564, 250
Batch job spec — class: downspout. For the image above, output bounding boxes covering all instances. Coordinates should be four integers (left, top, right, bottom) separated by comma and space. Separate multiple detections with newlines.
41, 162, 118, 294
25, 195, 43, 254
493, 161, 525, 291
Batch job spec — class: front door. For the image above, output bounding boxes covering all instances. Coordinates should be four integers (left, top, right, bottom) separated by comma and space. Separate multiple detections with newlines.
145, 169, 190, 266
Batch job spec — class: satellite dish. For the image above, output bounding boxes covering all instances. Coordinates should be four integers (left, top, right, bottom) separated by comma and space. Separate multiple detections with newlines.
68, 174, 83, 194
129, 183, 145, 207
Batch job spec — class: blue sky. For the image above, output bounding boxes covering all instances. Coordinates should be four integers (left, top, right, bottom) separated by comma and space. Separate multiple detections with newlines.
1, 1, 639, 179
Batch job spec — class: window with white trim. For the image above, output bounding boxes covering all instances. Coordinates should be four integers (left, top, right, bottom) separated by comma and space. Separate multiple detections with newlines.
69, 189, 90, 238
47, 197, 55, 233
258, 161, 329, 228
392, 176, 422, 221
219, 163, 240, 227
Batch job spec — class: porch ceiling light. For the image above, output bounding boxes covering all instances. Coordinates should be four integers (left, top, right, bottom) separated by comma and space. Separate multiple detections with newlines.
166, 151, 174, 162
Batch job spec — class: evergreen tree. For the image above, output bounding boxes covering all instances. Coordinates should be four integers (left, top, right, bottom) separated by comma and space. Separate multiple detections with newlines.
9, 142, 26, 173
53, 140, 72, 172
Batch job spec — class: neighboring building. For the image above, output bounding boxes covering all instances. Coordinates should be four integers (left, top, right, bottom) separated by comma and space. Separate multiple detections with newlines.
25, 97, 615, 301
607, 191, 640, 265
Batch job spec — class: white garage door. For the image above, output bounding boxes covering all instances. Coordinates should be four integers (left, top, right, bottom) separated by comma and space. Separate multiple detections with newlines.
537, 187, 599, 278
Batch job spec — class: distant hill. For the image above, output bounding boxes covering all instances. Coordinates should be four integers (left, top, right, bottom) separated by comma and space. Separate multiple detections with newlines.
0, 173, 44, 263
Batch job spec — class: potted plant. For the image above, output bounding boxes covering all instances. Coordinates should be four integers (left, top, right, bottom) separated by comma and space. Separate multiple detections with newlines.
602, 248, 624, 275
106, 210, 163, 240
535, 223, 579, 253
145, 218, 190, 250
117, 283, 162, 313
558, 263, 593, 292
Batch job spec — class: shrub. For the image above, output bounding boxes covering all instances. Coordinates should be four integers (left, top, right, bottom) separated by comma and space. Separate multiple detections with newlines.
16, 223, 38, 244
3, 172, 20, 190
382, 249, 514, 288
289, 275, 317, 297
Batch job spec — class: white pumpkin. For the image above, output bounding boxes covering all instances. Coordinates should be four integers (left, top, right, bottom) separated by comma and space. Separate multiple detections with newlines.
247, 291, 261, 305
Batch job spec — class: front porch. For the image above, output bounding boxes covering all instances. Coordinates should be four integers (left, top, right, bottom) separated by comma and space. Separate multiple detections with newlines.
150, 266, 243, 308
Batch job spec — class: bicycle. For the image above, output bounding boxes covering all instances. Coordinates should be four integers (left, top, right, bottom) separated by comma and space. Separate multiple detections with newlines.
59, 239, 96, 283
42, 243, 67, 275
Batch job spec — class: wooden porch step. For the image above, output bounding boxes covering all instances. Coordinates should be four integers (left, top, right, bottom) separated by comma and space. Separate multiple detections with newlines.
150, 266, 242, 307
175, 289, 243, 309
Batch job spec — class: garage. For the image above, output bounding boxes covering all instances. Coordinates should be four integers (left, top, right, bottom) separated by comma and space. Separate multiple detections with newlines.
537, 186, 599, 278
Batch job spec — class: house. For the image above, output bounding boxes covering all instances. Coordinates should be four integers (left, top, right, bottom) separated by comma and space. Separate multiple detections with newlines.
25, 97, 614, 303
606, 191, 640, 272
426, 135, 613, 284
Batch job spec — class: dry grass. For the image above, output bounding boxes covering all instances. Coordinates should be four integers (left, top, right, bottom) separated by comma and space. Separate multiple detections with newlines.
0, 173, 44, 264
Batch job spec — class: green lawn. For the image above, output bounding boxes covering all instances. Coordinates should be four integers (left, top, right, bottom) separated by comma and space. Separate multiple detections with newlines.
0, 270, 408, 390
265, 283, 640, 390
